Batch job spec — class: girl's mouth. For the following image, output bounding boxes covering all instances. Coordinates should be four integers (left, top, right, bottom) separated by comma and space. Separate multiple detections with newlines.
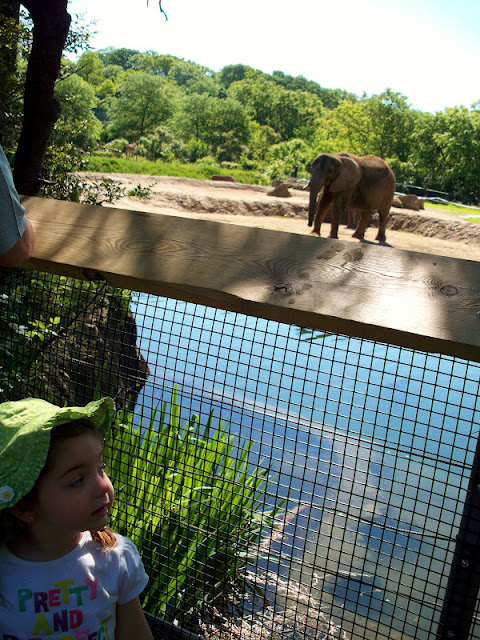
92, 503, 109, 517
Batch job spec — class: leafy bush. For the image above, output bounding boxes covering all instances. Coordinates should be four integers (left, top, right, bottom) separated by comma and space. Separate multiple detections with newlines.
106, 390, 283, 627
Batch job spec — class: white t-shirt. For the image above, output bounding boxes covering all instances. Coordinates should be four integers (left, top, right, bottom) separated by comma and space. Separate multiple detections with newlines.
0, 531, 149, 639
0, 145, 27, 255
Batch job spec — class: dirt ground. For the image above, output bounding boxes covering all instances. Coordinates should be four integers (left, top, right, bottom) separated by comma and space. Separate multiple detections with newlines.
87, 173, 480, 262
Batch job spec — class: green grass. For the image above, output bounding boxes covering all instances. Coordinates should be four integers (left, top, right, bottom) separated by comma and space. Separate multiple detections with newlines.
105, 389, 283, 626
85, 154, 268, 185
428, 202, 480, 223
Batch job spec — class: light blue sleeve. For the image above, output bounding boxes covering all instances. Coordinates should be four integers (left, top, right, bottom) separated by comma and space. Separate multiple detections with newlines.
0, 145, 27, 254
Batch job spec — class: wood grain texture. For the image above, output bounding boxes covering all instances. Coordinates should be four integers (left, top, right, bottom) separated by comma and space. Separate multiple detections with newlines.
22, 196, 480, 362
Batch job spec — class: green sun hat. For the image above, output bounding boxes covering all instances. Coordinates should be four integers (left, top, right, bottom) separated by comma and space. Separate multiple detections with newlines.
0, 397, 115, 510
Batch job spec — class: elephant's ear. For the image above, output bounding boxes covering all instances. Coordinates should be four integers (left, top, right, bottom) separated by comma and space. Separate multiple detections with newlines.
329, 155, 361, 192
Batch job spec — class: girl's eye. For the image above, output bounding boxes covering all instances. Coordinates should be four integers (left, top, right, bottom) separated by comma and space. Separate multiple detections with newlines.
70, 476, 84, 488
99, 463, 107, 474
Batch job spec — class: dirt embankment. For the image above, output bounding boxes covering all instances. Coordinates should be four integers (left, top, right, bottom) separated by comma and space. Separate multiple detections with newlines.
83, 173, 480, 262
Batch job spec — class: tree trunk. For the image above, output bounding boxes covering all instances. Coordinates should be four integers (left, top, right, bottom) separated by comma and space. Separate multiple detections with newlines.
13, 0, 70, 195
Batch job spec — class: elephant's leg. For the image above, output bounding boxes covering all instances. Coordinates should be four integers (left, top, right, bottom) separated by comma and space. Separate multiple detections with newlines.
376, 209, 388, 243
312, 191, 334, 236
330, 192, 350, 239
346, 208, 357, 229
352, 212, 371, 240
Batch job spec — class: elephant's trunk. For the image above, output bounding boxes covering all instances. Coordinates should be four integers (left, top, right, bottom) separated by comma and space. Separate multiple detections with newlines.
307, 174, 323, 226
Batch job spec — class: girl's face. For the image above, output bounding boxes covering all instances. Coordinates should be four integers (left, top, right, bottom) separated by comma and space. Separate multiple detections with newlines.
31, 431, 114, 537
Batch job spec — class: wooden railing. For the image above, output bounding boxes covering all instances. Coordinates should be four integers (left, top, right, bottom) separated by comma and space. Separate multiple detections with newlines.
23, 195, 480, 363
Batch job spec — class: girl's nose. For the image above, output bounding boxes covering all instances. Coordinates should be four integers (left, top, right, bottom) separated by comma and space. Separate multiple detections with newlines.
95, 471, 113, 496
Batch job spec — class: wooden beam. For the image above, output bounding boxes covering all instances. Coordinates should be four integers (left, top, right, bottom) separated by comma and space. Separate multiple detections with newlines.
22, 196, 480, 362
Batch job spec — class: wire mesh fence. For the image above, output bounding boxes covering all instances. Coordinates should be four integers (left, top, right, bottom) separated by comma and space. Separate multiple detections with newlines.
1, 266, 480, 640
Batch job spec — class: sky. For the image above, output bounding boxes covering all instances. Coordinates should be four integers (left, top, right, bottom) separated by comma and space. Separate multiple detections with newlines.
66, 0, 480, 114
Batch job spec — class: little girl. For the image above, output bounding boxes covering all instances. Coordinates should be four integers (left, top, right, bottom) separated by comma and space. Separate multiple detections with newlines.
0, 396, 154, 640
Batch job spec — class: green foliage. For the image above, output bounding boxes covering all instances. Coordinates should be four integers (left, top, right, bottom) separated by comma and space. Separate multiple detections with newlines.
411, 107, 480, 202
0, 278, 56, 400
137, 127, 174, 161
107, 71, 177, 139
30, 45, 471, 202
96, 46, 141, 70
76, 51, 106, 86
106, 390, 283, 625
0, 11, 28, 147
127, 183, 154, 199
85, 155, 268, 185
0, 271, 130, 403
54, 74, 101, 148
263, 139, 313, 181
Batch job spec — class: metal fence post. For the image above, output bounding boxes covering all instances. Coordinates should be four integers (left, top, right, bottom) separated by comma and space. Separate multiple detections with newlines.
436, 433, 480, 640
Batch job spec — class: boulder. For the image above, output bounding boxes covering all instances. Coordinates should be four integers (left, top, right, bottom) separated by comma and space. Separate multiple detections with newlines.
267, 183, 292, 198
394, 194, 424, 211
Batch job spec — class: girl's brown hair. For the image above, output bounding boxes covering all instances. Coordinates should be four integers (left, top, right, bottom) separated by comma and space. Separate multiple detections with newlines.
0, 418, 116, 549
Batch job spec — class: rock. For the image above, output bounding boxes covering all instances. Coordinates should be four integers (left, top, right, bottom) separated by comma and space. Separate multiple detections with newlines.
395, 194, 424, 211
267, 183, 292, 198
392, 195, 403, 208
211, 175, 237, 182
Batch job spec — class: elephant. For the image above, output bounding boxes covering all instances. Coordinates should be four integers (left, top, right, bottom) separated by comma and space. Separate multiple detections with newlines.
307, 152, 395, 243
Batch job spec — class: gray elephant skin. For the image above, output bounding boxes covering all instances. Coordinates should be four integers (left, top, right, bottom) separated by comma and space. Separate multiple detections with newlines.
307, 152, 395, 243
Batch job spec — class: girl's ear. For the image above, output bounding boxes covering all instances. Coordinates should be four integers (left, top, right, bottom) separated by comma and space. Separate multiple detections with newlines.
9, 501, 37, 525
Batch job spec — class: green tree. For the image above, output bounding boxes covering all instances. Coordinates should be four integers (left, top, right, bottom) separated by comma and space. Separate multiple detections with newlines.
138, 125, 175, 161
412, 107, 480, 202
363, 89, 416, 162
53, 73, 101, 147
271, 70, 355, 109
0, 3, 95, 193
316, 100, 372, 155
218, 64, 253, 89
174, 93, 214, 143
248, 123, 281, 162
264, 138, 313, 180
107, 71, 176, 139
174, 93, 250, 161
167, 58, 215, 88
96, 46, 140, 70
229, 77, 281, 130
272, 90, 323, 141
76, 50, 105, 87
206, 97, 250, 161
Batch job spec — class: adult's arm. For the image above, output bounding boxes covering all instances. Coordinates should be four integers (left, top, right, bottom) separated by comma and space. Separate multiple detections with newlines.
0, 145, 35, 267
0, 217, 35, 267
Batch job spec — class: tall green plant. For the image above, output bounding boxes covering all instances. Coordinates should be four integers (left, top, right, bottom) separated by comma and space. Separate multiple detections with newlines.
105, 390, 283, 626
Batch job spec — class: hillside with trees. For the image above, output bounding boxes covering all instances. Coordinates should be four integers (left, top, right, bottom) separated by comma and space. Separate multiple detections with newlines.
2, 10, 480, 204
70, 47, 480, 203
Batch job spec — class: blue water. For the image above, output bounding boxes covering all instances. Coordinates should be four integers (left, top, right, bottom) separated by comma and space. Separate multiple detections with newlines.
132, 294, 480, 639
